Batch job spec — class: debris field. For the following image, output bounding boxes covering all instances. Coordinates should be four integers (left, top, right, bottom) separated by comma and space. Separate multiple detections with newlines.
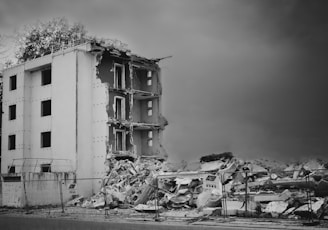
66, 152, 328, 223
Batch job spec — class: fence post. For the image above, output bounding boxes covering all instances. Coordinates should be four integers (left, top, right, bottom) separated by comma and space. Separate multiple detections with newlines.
242, 166, 250, 217
221, 172, 227, 218
245, 171, 248, 216
154, 177, 160, 221
59, 178, 64, 213
22, 173, 29, 212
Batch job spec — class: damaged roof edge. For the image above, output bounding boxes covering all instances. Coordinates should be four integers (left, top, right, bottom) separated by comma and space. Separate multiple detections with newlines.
89, 41, 169, 65
3, 41, 168, 72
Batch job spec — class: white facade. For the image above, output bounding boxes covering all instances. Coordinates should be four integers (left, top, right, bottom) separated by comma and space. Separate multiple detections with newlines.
1, 44, 100, 199
1, 43, 167, 206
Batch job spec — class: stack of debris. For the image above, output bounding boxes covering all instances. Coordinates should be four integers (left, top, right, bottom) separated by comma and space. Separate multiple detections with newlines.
67, 157, 165, 209
66, 152, 328, 221
208, 154, 328, 219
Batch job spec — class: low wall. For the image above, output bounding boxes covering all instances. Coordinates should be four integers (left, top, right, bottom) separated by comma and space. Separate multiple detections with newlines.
1, 175, 23, 207
1, 172, 76, 207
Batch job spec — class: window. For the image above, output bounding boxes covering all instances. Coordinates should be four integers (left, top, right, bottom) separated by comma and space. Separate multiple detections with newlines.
9, 75, 17, 90
41, 164, 51, 172
147, 70, 152, 78
41, 132, 51, 148
41, 69, 51, 85
41, 100, 51, 116
8, 166, 15, 173
114, 64, 125, 89
8, 135, 16, 150
148, 131, 153, 147
147, 100, 152, 117
147, 79, 152, 86
9, 104, 16, 120
115, 97, 125, 120
115, 130, 126, 151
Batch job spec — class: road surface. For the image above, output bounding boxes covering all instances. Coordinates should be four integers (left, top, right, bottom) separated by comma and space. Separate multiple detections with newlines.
0, 215, 268, 230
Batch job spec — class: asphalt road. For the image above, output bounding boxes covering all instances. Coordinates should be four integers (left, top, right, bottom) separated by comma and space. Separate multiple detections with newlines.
0, 215, 257, 230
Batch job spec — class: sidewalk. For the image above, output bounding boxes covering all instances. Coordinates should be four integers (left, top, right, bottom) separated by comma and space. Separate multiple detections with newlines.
1, 207, 328, 229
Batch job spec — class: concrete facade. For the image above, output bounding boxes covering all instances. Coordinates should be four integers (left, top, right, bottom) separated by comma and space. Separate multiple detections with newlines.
0, 42, 167, 207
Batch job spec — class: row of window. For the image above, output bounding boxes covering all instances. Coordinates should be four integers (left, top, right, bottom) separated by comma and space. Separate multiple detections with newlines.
114, 97, 153, 120
8, 132, 51, 150
9, 68, 51, 91
8, 164, 51, 174
9, 100, 51, 120
9, 129, 152, 151
114, 130, 153, 151
114, 64, 153, 89
9, 66, 153, 92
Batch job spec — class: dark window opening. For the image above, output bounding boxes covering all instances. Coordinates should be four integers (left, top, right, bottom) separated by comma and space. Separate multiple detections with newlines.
8, 135, 15, 150
68, 183, 76, 189
10, 75, 17, 90
9, 104, 16, 120
114, 65, 123, 89
41, 69, 51, 85
8, 166, 15, 173
41, 164, 51, 172
3, 176, 21, 182
41, 100, 51, 116
116, 131, 123, 151
206, 175, 217, 181
41, 131, 51, 148
115, 98, 122, 120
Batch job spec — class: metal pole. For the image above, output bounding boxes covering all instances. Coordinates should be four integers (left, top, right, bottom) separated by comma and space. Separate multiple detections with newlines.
22, 173, 29, 212
155, 177, 160, 221
306, 174, 313, 222
245, 171, 248, 217
59, 178, 64, 213
221, 173, 227, 218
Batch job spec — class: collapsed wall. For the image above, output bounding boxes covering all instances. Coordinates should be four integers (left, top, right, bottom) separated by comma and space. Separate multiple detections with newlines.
93, 43, 168, 162
88, 42, 168, 195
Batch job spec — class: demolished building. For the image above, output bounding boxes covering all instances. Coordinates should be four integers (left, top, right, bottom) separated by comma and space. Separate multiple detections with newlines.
0, 41, 168, 207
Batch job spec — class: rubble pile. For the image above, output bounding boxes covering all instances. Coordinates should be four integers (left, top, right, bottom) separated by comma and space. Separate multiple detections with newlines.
67, 157, 166, 209
67, 152, 328, 221
198, 153, 328, 219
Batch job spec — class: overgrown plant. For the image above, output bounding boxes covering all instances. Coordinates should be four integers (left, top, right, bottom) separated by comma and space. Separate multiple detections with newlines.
15, 17, 88, 62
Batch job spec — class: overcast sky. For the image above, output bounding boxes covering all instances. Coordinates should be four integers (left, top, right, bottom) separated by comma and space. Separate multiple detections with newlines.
1, 0, 328, 162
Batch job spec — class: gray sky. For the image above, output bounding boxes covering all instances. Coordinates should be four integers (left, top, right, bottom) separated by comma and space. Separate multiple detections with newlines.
1, 0, 328, 162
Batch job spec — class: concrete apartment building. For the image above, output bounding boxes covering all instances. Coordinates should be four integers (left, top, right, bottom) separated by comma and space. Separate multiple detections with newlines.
0, 42, 168, 207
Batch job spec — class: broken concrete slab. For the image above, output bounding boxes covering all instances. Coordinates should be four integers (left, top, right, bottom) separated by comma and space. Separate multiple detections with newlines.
66, 196, 84, 207
134, 204, 163, 213
223, 200, 244, 216
294, 198, 325, 218
264, 201, 289, 215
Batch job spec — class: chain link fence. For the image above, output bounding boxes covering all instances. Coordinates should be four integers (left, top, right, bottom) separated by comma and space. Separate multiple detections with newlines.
1, 167, 328, 225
